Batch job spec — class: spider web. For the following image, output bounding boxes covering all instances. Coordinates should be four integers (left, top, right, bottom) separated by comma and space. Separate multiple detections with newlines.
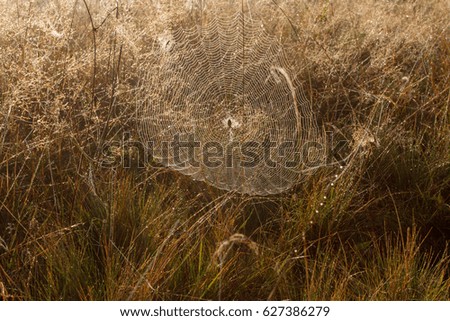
138, 12, 321, 195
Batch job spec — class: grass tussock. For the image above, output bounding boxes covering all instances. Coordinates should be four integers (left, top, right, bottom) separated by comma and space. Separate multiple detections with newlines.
0, 0, 449, 300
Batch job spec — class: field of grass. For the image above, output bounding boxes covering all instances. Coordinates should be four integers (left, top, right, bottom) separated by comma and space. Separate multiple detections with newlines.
0, 0, 449, 300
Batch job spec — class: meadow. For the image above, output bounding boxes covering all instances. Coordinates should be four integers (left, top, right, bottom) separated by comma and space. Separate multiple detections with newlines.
0, 0, 448, 300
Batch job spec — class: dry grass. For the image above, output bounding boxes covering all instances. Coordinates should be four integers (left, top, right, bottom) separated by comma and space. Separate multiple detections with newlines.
0, 0, 449, 300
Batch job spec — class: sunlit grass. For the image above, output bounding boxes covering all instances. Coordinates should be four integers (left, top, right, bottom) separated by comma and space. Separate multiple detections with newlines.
0, 0, 448, 300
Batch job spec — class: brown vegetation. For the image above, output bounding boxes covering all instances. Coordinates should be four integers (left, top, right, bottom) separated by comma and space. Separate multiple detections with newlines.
0, 0, 448, 300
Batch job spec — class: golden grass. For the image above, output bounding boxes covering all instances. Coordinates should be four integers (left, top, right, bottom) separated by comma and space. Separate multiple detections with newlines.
0, 0, 448, 300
